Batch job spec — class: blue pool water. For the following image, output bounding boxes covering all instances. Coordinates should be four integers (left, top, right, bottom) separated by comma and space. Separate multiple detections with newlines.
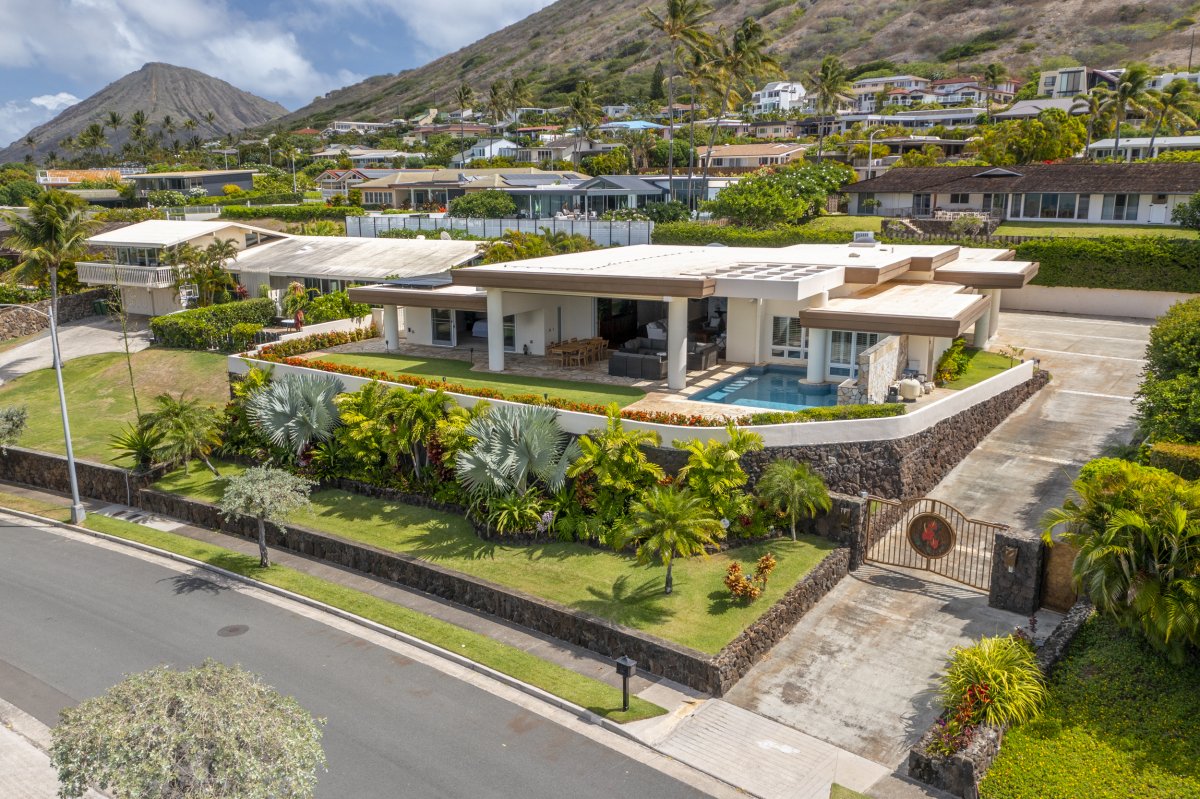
693, 365, 838, 411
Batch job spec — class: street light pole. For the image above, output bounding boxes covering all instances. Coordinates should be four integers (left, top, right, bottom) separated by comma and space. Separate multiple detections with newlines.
290, 150, 298, 194
0, 302, 85, 523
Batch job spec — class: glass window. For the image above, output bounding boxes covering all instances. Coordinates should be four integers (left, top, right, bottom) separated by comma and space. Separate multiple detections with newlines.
1040, 193, 1059, 218
1076, 194, 1091, 220
1056, 193, 1076, 219
1101, 193, 1140, 221
828, 330, 881, 377
1022, 193, 1039, 218
949, 193, 969, 204
503, 314, 516, 352
770, 316, 808, 360
431, 309, 454, 345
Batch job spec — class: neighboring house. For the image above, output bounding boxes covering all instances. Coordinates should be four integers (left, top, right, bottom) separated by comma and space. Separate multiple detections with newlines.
355, 166, 588, 209
850, 75, 932, 111
349, 240, 1037, 397
451, 138, 519, 166
500, 174, 666, 217
310, 146, 421, 167
321, 120, 395, 136
691, 117, 752, 137
837, 107, 986, 131
992, 98, 1084, 121
598, 120, 665, 134
411, 123, 492, 141
748, 81, 807, 115
500, 136, 610, 166
846, 136, 972, 180
292, 127, 321, 136
78, 219, 480, 316
844, 163, 1200, 225
697, 143, 808, 172
749, 120, 803, 139
447, 108, 476, 122
602, 104, 634, 119
1149, 70, 1200, 90
1038, 67, 1117, 99
314, 168, 415, 200
1087, 135, 1200, 161
36, 168, 127, 186
128, 169, 256, 199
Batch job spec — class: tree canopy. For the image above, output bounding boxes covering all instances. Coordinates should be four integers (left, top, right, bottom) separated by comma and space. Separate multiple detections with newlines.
704, 161, 855, 227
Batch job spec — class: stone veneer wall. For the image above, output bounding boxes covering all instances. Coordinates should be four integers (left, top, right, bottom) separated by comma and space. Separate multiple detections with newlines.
0, 446, 166, 506
906, 597, 1094, 799
988, 530, 1045, 615
838, 334, 908, 406
0, 288, 110, 340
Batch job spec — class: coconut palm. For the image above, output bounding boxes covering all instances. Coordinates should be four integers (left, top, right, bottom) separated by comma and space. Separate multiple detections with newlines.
698, 18, 782, 193
140, 393, 223, 476
77, 123, 108, 162
455, 83, 475, 164
615, 487, 724, 594
756, 459, 831, 540
982, 62, 1007, 122
506, 77, 533, 118
455, 405, 580, 500
23, 134, 37, 163
569, 80, 602, 141
644, 0, 714, 201
1146, 78, 1200, 155
202, 110, 217, 127
247, 374, 342, 460
805, 55, 850, 161
104, 111, 123, 136
1071, 88, 1112, 160
160, 115, 176, 138
1101, 63, 1153, 162
682, 46, 714, 211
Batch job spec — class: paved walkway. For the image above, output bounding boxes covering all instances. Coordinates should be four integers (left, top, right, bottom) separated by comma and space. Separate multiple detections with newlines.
0, 696, 107, 799
0, 316, 151, 386
927, 311, 1150, 532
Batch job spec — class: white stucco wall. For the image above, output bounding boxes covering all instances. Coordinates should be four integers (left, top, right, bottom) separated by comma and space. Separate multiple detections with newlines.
406, 307, 433, 344
1001, 285, 1195, 319
121, 287, 180, 316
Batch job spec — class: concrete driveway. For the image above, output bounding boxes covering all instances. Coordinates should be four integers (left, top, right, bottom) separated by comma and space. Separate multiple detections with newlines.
928, 311, 1150, 531
0, 316, 151, 386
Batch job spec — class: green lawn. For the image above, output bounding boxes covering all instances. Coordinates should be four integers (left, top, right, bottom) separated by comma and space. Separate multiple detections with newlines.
0, 487, 662, 722
943, 349, 1015, 390
309, 352, 646, 408
981, 615, 1200, 798
158, 465, 836, 654
806, 215, 883, 233
829, 786, 871, 799
0, 350, 229, 464
993, 221, 1198, 239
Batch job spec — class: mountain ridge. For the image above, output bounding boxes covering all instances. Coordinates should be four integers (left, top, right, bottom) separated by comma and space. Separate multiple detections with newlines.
0, 62, 288, 162
273, 0, 1200, 129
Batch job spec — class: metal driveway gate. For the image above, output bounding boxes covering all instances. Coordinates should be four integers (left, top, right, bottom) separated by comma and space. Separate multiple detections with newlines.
864, 497, 1008, 591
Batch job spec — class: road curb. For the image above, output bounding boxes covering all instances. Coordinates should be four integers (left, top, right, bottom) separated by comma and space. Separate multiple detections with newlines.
0, 507, 647, 742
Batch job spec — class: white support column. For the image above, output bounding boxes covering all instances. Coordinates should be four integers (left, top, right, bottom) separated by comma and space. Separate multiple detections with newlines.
382, 304, 400, 351
972, 301, 991, 348
987, 289, 1002, 340
667, 296, 688, 391
805, 329, 828, 384
486, 289, 505, 372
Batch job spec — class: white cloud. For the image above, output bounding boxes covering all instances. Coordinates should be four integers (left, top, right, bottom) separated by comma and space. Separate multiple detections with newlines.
30, 93, 81, 112
0, 98, 65, 150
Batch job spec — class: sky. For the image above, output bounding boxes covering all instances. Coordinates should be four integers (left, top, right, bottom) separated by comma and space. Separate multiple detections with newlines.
0, 0, 556, 147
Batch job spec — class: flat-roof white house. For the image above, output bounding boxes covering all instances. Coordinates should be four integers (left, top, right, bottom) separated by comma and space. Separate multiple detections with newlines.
1037, 67, 1117, 98
348, 241, 1038, 408
451, 138, 519, 166
127, 169, 256, 199
1087, 135, 1200, 161
80, 220, 480, 317
748, 81, 807, 115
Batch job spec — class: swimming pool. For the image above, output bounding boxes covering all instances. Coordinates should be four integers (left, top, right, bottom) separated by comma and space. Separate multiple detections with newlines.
692, 365, 839, 411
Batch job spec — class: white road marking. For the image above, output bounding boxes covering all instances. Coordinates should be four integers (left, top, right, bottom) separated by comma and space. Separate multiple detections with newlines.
1057, 389, 1136, 401
1005, 330, 1148, 343
1019, 347, 1145, 362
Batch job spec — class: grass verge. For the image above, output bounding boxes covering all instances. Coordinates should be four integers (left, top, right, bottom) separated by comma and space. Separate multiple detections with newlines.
944, 349, 1016, 390
980, 615, 1200, 798
159, 464, 835, 654
308, 352, 645, 408
0, 488, 664, 724
993, 221, 1198, 239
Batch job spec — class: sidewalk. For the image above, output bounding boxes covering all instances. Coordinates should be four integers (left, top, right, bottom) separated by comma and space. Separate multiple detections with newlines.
0, 480, 946, 799
0, 697, 106, 799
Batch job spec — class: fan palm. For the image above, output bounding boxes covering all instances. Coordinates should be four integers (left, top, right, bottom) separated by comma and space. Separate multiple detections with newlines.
805, 55, 850, 161
615, 487, 724, 594
698, 18, 782, 193
644, 0, 714, 200
1101, 64, 1152, 162
140, 393, 223, 476
455, 405, 580, 500
1071, 89, 1112, 160
247, 374, 342, 460
756, 459, 832, 540
1146, 78, 1200, 155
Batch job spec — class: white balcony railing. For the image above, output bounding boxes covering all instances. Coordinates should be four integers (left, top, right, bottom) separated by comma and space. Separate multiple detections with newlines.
77, 262, 176, 289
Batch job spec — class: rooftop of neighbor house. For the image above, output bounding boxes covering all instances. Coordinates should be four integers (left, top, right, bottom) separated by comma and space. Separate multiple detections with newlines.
127, 169, 257, 180
85, 220, 279, 248
699, 143, 809, 157
845, 162, 1200, 194
232, 235, 480, 281
355, 167, 589, 189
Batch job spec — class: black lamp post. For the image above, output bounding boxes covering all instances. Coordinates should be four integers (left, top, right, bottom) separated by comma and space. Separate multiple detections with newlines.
614, 656, 637, 712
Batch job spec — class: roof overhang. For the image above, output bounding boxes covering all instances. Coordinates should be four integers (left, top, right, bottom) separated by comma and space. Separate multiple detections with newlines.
798, 283, 990, 338
348, 284, 488, 311
935, 259, 1039, 289
451, 269, 715, 298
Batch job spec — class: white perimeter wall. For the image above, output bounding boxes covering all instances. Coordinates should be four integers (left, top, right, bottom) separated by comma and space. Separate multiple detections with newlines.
1001, 285, 1195, 320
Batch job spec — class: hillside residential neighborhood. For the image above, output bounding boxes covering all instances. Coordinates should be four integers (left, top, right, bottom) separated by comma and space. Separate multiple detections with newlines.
1, 3, 1199, 799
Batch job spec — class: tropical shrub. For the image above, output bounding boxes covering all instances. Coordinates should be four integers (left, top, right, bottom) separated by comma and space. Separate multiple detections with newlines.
109, 422, 164, 471
641, 200, 690, 224
220, 205, 366, 222
614, 487, 725, 594
599, 208, 650, 221
724, 553, 777, 602
756, 459, 831, 540
0, 405, 27, 452
455, 405, 580, 503
568, 404, 664, 522
254, 325, 376, 358
674, 424, 764, 530
1043, 458, 1200, 662
481, 229, 598, 263
140, 393, 223, 475
742, 403, 905, 425
1147, 441, 1200, 479
229, 322, 263, 352
486, 492, 546, 535
378, 227, 485, 241
939, 634, 1046, 728
934, 337, 971, 383
304, 291, 370, 325
1136, 370, 1200, 442
248, 373, 342, 460
1143, 297, 1200, 383
652, 221, 854, 246
146, 189, 188, 207
1017, 237, 1200, 293
447, 190, 517, 218
150, 298, 276, 351
704, 162, 856, 228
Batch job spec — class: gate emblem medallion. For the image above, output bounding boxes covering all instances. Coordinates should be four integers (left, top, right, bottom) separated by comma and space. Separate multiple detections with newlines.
907, 512, 956, 560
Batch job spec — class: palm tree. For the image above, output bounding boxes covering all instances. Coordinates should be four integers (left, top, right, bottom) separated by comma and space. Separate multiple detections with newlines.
805, 55, 850, 161
247, 374, 342, 460
141, 393, 223, 476
183, 118, 198, 135
129, 109, 148, 155
682, 46, 714, 211
389, 387, 450, 471
756, 459, 831, 540
104, 111, 123, 136
698, 18, 782, 195
506, 77, 533, 119
1102, 63, 1152, 162
568, 404, 664, 492
455, 83, 475, 164
615, 487, 724, 594
1071, 89, 1112, 160
1146, 78, 1200, 156
487, 81, 510, 147
644, 0, 714, 201
77, 123, 108, 162
455, 405, 580, 500
23, 134, 37, 163
202, 110, 217, 127
982, 62, 1007, 123
569, 80, 602, 141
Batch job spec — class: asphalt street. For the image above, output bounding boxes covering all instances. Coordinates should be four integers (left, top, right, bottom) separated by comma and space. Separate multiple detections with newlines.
0, 518, 709, 798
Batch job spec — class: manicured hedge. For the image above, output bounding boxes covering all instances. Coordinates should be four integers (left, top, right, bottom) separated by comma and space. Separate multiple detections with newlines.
255, 326, 377, 358
150, 298, 276, 352
211, 192, 304, 206
652, 222, 854, 246
1147, 441, 1200, 480
744, 403, 906, 425
219, 205, 367, 222
304, 291, 371, 325
1015, 237, 1200, 293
